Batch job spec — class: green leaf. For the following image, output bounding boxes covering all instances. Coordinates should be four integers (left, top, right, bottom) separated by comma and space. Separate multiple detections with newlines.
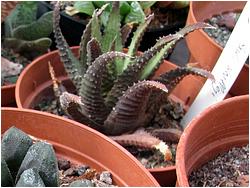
120, 2, 131, 16
123, 14, 154, 70
100, 10, 110, 27
12, 11, 53, 41
73, 1, 95, 16
93, 1, 110, 9
102, 2, 122, 52
140, 41, 175, 80
139, 1, 156, 10
4, 1, 38, 37
125, 2, 145, 24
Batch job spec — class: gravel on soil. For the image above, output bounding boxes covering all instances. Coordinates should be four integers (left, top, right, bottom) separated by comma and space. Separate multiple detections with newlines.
203, 11, 241, 48
58, 157, 116, 187
189, 145, 249, 187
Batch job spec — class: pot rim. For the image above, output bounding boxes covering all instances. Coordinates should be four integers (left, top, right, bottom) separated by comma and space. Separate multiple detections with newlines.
175, 94, 249, 186
15, 46, 79, 108
189, 1, 224, 51
1, 83, 16, 90
2, 107, 160, 186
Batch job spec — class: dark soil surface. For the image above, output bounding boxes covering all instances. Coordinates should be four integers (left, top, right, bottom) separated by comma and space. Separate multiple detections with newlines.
204, 11, 241, 48
189, 145, 249, 187
34, 96, 66, 117
126, 142, 177, 169
126, 98, 184, 169
57, 158, 116, 187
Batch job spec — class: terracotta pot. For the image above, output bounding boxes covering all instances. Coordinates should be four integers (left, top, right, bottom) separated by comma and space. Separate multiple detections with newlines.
1, 107, 159, 186
175, 95, 249, 186
15, 46, 209, 186
1, 84, 17, 107
186, 1, 248, 97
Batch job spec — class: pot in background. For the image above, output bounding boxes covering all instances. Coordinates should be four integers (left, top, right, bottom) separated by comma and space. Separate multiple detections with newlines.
1, 84, 17, 107
2, 107, 159, 186
186, 1, 248, 97
175, 95, 249, 186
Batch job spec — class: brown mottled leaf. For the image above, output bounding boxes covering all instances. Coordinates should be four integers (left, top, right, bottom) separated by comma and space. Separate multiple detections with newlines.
110, 128, 172, 161
104, 80, 168, 135
80, 52, 133, 124
154, 66, 214, 94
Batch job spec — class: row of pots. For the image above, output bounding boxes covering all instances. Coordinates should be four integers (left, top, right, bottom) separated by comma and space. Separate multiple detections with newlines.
2, 46, 249, 186
2, 94, 248, 186
2, 1, 248, 187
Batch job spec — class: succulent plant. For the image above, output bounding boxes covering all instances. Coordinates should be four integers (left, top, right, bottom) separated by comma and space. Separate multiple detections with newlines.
1, 127, 59, 187
3, 1, 53, 59
51, 2, 214, 159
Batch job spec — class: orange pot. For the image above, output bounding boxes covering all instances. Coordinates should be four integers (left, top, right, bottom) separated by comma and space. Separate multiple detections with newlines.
186, 1, 248, 97
175, 95, 249, 186
1, 84, 17, 107
15, 46, 209, 186
2, 107, 159, 186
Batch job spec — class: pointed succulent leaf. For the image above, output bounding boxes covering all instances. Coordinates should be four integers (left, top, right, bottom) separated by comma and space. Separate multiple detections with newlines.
1, 159, 14, 187
140, 22, 215, 80
154, 66, 214, 94
121, 22, 134, 46
105, 33, 180, 110
122, 14, 154, 72
101, 37, 118, 97
53, 2, 82, 91
123, 14, 154, 70
59, 92, 104, 132
16, 142, 59, 187
103, 80, 168, 135
110, 128, 172, 161
177, 22, 215, 36
79, 4, 108, 73
91, 10, 102, 43
102, 1, 122, 53
86, 38, 102, 67
12, 11, 53, 41
80, 52, 133, 125
16, 168, 45, 187
1, 126, 33, 180
140, 41, 175, 80
48, 61, 67, 100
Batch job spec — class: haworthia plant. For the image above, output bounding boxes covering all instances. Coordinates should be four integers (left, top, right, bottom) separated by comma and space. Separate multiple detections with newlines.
52, 1, 215, 158
3, 1, 53, 59
1, 127, 59, 187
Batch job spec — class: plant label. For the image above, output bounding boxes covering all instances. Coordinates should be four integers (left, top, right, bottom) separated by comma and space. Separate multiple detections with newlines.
181, 1, 249, 128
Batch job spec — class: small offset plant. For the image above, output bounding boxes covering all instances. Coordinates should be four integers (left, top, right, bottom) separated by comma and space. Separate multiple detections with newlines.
3, 1, 53, 59
51, 2, 214, 159
1, 127, 59, 187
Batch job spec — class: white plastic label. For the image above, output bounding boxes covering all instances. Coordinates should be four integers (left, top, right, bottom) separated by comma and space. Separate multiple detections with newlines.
181, 1, 250, 128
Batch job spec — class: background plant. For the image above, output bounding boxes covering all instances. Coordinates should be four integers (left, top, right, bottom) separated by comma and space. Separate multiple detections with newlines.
64, 1, 156, 26
3, 1, 53, 59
